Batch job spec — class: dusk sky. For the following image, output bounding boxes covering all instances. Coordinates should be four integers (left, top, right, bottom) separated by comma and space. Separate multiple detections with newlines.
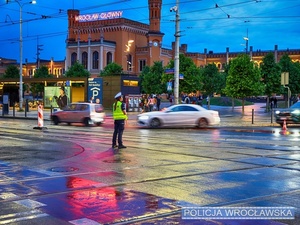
0, 0, 299, 64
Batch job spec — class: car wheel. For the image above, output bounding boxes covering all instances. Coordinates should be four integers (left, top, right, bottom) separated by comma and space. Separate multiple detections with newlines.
83, 118, 90, 126
96, 122, 102, 126
52, 116, 59, 125
198, 118, 208, 128
150, 118, 161, 128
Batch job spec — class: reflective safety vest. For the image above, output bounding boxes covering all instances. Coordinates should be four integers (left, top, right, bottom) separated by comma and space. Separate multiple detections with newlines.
113, 101, 127, 120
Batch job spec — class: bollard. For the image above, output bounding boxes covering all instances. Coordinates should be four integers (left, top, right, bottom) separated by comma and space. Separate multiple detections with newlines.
25, 99, 29, 113
252, 109, 254, 124
271, 109, 273, 124
33, 104, 47, 130
13, 104, 15, 117
38, 104, 43, 128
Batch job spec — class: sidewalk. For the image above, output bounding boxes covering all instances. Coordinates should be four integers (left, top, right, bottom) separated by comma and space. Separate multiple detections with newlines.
0, 103, 279, 128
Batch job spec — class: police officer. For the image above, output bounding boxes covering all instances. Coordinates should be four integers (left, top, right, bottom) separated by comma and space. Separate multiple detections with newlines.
112, 92, 128, 149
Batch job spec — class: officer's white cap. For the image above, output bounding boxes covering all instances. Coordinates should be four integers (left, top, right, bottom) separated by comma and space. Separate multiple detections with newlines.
114, 92, 122, 99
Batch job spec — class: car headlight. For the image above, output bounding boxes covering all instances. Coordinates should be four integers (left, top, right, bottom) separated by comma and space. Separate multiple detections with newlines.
138, 115, 149, 120
292, 109, 300, 115
275, 110, 280, 115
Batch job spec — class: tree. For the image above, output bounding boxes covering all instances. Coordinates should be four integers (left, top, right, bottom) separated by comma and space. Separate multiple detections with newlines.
163, 54, 202, 94
260, 52, 281, 111
140, 61, 165, 94
65, 61, 90, 78
200, 63, 225, 94
224, 54, 264, 113
31, 66, 54, 96
99, 62, 123, 76
3, 65, 19, 78
279, 54, 300, 99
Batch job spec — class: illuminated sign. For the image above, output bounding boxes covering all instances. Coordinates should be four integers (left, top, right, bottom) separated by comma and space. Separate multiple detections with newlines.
75, 11, 123, 22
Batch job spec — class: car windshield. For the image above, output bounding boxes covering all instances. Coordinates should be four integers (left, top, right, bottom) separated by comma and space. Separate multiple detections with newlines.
291, 102, 300, 109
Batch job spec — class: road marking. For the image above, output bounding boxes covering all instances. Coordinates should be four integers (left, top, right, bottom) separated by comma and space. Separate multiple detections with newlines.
0, 193, 19, 200
14, 199, 46, 209
0, 210, 48, 225
69, 218, 102, 225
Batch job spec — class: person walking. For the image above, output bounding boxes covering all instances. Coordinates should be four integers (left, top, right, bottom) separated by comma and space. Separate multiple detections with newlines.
112, 92, 128, 150
156, 94, 161, 111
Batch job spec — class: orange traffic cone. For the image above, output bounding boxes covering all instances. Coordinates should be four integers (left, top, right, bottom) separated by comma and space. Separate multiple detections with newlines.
282, 119, 287, 131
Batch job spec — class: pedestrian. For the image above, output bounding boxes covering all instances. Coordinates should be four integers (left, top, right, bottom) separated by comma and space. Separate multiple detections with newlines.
147, 95, 155, 111
206, 96, 210, 105
53, 86, 68, 109
156, 94, 161, 111
112, 92, 128, 150
197, 94, 203, 106
273, 96, 277, 108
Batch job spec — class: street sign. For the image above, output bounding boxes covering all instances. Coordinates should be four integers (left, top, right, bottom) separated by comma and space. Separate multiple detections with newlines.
281, 72, 289, 85
167, 81, 172, 91
165, 69, 174, 74
88, 78, 103, 103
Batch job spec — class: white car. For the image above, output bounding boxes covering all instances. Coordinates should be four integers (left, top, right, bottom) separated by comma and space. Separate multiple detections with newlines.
137, 104, 220, 128
51, 102, 105, 126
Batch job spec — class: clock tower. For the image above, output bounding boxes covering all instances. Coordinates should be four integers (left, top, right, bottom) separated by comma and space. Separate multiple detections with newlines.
147, 0, 164, 65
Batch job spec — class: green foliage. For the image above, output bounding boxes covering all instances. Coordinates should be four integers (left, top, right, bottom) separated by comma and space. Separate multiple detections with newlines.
140, 61, 165, 94
3, 65, 19, 78
224, 54, 264, 98
31, 66, 54, 94
163, 54, 202, 93
279, 54, 300, 95
99, 62, 123, 76
260, 52, 281, 96
65, 61, 90, 77
34, 66, 53, 78
200, 63, 225, 96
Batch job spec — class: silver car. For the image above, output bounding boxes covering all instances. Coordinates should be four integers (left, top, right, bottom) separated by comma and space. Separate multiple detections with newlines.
137, 104, 220, 128
51, 102, 105, 126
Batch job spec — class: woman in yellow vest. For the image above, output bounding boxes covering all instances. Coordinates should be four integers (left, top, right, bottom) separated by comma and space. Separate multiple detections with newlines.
112, 92, 128, 149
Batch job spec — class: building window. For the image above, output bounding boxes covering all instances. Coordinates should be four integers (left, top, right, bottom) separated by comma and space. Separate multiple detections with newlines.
123, 80, 138, 87
82, 52, 88, 69
106, 52, 112, 65
71, 52, 77, 66
92, 51, 99, 69
139, 59, 146, 72
127, 54, 132, 71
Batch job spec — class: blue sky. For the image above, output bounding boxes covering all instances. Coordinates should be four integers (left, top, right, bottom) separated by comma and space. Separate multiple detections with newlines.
0, 0, 299, 63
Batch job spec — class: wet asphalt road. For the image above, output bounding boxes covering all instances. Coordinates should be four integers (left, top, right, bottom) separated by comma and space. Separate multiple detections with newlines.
0, 107, 300, 225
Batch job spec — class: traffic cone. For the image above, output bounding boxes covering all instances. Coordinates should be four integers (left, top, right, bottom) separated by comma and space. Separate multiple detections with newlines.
282, 119, 287, 131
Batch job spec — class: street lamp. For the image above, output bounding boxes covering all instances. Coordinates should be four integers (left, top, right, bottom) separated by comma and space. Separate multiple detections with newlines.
170, 0, 180, 105
6, 0, 36, 110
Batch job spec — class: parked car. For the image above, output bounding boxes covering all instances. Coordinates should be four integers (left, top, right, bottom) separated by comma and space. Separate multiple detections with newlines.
275, 101, 300, 126
137, 104, 220, 128
51, 102, 105, 126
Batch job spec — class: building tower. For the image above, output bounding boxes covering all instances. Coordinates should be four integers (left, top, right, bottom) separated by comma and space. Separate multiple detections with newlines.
147, 0, 164, 65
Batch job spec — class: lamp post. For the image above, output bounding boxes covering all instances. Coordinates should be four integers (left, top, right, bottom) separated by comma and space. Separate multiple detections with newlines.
6, 0, 36, 110
170, 0, 180, 105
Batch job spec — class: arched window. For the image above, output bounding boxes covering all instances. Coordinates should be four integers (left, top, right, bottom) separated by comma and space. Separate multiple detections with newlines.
82, 52, 88, 69
127, 54, 132, 71
92, 51, 99, 69
71, 52, 77, 66
106, 52, 112, 65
